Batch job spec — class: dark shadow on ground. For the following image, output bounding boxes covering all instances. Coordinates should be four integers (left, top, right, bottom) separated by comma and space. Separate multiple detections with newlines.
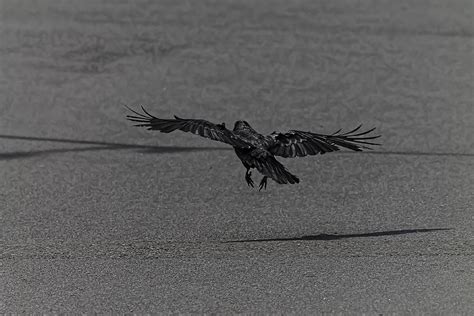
0, 134, 231, 160
225, 228, 452, 243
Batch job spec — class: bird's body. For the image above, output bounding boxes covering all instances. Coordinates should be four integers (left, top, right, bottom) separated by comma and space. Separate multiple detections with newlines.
126, 107, 380, 190
233, 121, 268, 144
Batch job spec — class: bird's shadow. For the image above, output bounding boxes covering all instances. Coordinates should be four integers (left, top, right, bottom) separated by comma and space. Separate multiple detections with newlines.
224, 228, 452, 243
0, 134, 231, 160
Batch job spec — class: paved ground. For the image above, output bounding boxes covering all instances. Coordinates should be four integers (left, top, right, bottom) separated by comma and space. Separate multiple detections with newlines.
1, 0, 473, 313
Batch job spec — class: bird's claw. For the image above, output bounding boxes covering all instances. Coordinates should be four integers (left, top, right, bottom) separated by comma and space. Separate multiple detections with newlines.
258, 177, 268, 191
245, 171, 254, 187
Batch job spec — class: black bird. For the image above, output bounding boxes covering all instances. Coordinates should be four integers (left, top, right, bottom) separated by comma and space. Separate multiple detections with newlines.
126, 106, 380, 190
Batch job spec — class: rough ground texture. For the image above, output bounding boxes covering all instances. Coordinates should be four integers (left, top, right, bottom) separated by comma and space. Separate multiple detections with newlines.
1, 0, 473, 313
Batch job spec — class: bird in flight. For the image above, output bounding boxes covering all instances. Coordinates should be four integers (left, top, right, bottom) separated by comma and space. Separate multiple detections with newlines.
126, 106, 380, 190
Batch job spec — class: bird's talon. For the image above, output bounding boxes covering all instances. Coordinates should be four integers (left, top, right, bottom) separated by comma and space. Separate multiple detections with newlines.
245, 170, 254, 188
258, 177, 268, 191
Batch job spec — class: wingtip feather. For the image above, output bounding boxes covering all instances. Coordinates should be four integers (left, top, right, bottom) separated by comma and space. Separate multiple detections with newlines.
140, 105, 156, 118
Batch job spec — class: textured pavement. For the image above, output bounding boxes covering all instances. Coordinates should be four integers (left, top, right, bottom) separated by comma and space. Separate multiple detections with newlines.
1, 0, 473, 313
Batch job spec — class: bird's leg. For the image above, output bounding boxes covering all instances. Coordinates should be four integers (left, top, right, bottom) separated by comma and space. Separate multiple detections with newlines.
259, 176, 268, 191
245, 168, 254, 187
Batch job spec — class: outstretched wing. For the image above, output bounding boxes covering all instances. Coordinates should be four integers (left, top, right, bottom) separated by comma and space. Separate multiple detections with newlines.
267, 125, 380, 158
126, 106, 251, 148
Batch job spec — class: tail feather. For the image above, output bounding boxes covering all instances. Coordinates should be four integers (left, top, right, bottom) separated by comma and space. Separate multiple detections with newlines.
256, 155, 299, 184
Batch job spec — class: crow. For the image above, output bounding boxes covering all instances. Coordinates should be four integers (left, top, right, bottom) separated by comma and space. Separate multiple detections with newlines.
126, 106, 380, 190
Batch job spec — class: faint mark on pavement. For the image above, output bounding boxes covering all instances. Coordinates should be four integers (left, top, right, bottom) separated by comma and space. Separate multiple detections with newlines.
355, 151, 474, 158
0, 134, 231, 160
1, 135, 473, 160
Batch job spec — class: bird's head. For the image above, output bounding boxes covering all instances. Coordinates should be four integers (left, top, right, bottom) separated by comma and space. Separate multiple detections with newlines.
233, 120, 252, 131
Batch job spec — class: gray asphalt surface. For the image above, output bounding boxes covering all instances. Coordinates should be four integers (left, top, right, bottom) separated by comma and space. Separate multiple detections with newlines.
1, 0, 473, 313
